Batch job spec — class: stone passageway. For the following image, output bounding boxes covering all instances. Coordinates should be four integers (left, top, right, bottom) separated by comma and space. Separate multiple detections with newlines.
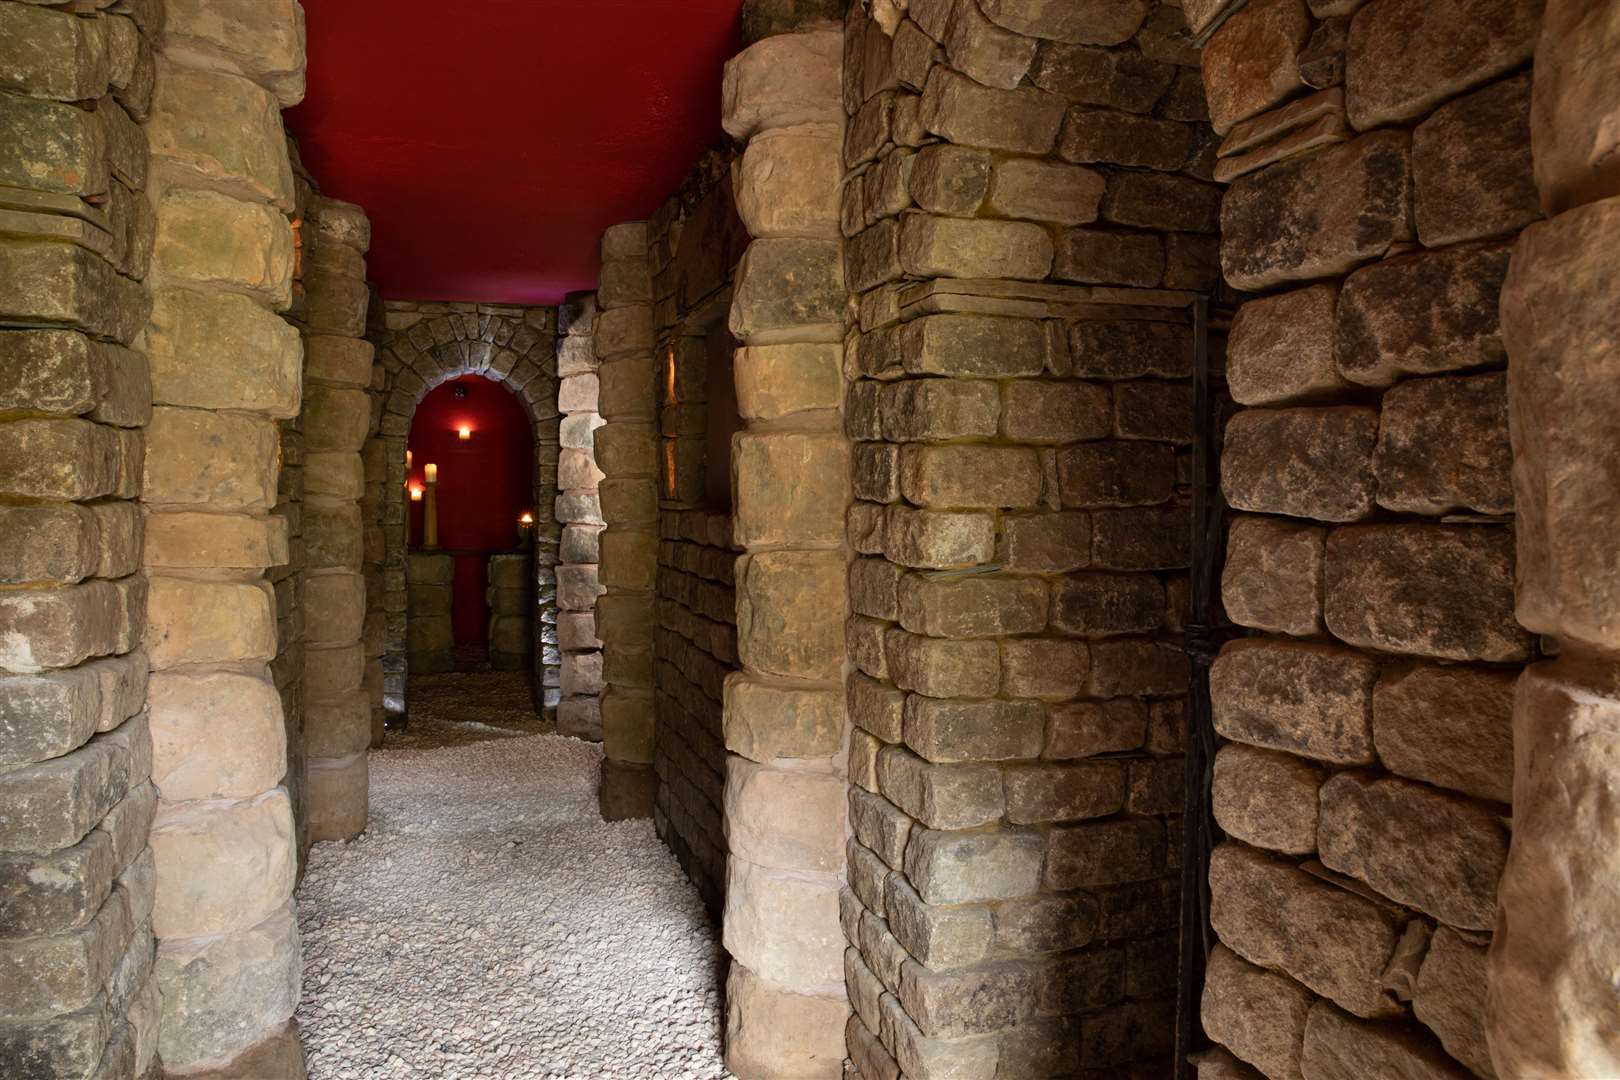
294, 669, 735, 1079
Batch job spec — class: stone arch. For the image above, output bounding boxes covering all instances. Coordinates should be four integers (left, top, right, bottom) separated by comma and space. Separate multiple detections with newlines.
366, 305, 561, 720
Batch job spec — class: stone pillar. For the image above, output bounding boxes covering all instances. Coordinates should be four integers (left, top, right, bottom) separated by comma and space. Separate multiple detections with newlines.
594, 227, 660, 817
298, 194, 373, 844
487, 553, 534, 670
139, 1, 310, 1072
405, 553, 455, 675
556, 291, 607, 739
0, 1, 160, 1074
720, 24, 853, 1079
1192, 0, 1543, 1078
1489, 2, 1620, 1072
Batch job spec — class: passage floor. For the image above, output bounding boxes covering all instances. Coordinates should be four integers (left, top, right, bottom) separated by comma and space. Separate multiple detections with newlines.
295, 669, 735, 1079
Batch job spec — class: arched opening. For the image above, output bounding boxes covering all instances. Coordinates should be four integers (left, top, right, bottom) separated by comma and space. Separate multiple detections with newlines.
404, 375, 536, 672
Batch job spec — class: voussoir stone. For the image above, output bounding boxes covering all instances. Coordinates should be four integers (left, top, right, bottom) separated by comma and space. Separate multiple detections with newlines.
1221, 407, 1377, 522
1344, 0, 1541, 131
1210, 638, 1377, 764
1220, 130, 1411, 292
1324, 524, 1532, 662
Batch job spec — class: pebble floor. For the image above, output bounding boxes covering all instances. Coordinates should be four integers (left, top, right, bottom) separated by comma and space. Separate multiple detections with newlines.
295, 667, 736, 1079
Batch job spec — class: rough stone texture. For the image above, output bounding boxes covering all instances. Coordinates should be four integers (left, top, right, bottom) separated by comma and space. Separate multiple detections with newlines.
919, 67, 1066, 154
1200, 0, 1313, 135
1221, 516, 1324, 636
1201, 944, 1311, 1080
1323, 524, 1532, 663
726, 963, 848, 1079
1221, 407, 1377, 522
1300, 1000, 1473, 1080
1334, 242, 1511, 388
1415, 927, 1496, 1079
1412, 72, 1540, 247
1373, 373, 1513, 515
1212, 743, 1324, 854
1210, 638, 1377, 764
723, 29, 844, 141
1531, 0, 1620, 216
1220, 130, 1412, 292
1373, 665, 1514, 805
1344, 0, 1542, 130
1225, 284, 1350, 406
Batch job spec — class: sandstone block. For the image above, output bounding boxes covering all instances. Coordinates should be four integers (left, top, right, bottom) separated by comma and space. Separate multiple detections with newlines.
1531, 0, 1620, 215
0, 720, 138, 853
737, 551, 846, 680
1031, 42, 1176, 114
1102, 171, 1222, 233
1374, 372, 1512, 515
919, 67, 1066, 154
1222, 407, 1377, 522
152, 189, 294, 307
1210, 842, 1402, 1019
723, 963, 848, 1080
0, 330, 145, 425
878, 745, 1004, 830
985, 159, 1105, 225
898, 213, 1054, 280
884, 505, 996, 569
1412, 72, 1539, 246
1059, 107, 1194, 172
900, 444, 1042, 509
978, 0, 1147, 44
886, 629, 1000, 700
1299, 1000, 1472, 1080
734, 343, 842, 420
149, 789, 293, 939
1045, 698, 1147, 759
0, 503, 98, 585
1201, 944, 1312, 1080
303, 385, 373, 452
724, 675, 841, 761
1000, 380, 1110, 444
724, 859, 843, 990
1374, 664, 1514, 805
142, 407, 278, 511
729, 238, 845, 345
1414, 927, 1495, 1078
0, 4, 109, 102
163, 0, 305, 105
302, 573, 365, 647
147, 66, 294, 209
1201, 0, 1312, 134
900, 958, 1044, 1041
901, 313, 1045, 377
1210, 638, 1377, 764
1057, 440, 1175, 509
734, 432, 849, 548
734, 123, 842, 239
1053, 227, 1165, 286
593, 305, 653, 360
1044, 818, 1163, 889
1344, 0, 1541, 130
144, 511, 288, 570
1222, 515, 1325, 636
0, 239, 148, 345
721, 30, 843, 141
1324, 524, 1531, 662
1004, 761, 1125, 825
148, 670, 284, 802
1070, 320, 1192, 380
897, 572, 1047, 638
154, 903, 301, 1070
1334, 241, 1511, 387
1212, 743, 1324, 854
900, 695, 1042, 765
146, 576, 274, 668
0, 93, 108, 196
905, 828, 1044, 904
908, 144, 992, 217
885, 875, 992, 970
1221, 130, 1411, 292
1225, 284, 1350, 406
1317, 772, 1506, 930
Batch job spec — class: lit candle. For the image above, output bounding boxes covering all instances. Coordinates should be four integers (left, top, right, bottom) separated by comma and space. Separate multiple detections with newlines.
519, 512, 534, 526
409, 486, 423, 502
406, 449, 412, 468
458, 425, 471, 440
424, 463, 438, 484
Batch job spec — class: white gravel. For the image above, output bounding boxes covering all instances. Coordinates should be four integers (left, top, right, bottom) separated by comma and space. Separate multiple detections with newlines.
295, 677, 735, 1079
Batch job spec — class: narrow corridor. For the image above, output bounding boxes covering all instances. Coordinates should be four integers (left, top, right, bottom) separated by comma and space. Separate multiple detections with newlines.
294, 669, 734, 1079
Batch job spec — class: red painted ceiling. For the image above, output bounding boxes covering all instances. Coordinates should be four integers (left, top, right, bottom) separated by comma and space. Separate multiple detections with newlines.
288, 0, 744, 305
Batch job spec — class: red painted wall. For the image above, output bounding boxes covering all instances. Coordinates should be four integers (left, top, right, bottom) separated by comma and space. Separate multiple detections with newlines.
407, 376, 534, 646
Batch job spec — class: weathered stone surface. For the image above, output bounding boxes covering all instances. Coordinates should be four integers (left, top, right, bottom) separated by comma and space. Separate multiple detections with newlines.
734, 432, 848, 547
734, 343, 842, 420
0, 93, 108, 196
1053, 227, 1165, 286
722, 29, 843, 141
1004, 761, 1125, 825
737, 551, 845, 680
908, 144, 992, 217
1491, 660, 1620, 1077
1221, 130, 1411, 292
1201, 944, 1311, 1080
1044, 698, 1145, 759
978, 0, 1148, 44
1031, 42, 1177, 114
147, 288, 301, 418
163, 0, 306, 106
898, 213, 1053, 280
1211, 638, 1377, 764
1056, 441, 1174, 508
1414, 927, 1495, 1079
897, 572, 1047, 638
1226, 285, 1350, 407
1222, 407, 1377, 522
880, 745, 1006, 829
1344, 0, 1541, 130
726, 757, 845, 872
146, 576, 274, 669
1103, 171, 1221, 233
886, 628, 1000, 700
1212, 743, 1324, 855
149, 789, 293, 939
902, 695, 1042, 764
1044, 817, 1163, 889
724, 859, 843, 990
1532, 0, 1620, 215
1324, 524, 1531, 662
1221, 515, 1324, 636
724, 962, 847, 1079
148, 671, 284, 801
723, 676, 840, 762
919, 67, 1066, 154
1374, 372, 1512, 515
901, 444, 1042, 509
0, 238, 149, 345
1412, 72, 1539, 247
152, 188, 294, 307
147, 66, 294, 209
729, 238, 845, 344
1059, 108, 1194, 171
1210, 843, 1403, 1019
1296, 16, 1349, 90
1335, 242, 1511, 388
143, 407, 278, 511
1300, 1000, 1473, 1080
904, 828, 1044, 903
1000, 380, 1109, 444
0, 4, 109, 102
900, 957, 1046, 1040
1500, 197, 1620, 653
985, 158, 1104, 225
1373, 665, 1514, 805
734, 123, 841, 239
155, 903, 301, 1071
303, 385, 372, 452
1318, 772, 1507, 930
1201, 0, 1313, 135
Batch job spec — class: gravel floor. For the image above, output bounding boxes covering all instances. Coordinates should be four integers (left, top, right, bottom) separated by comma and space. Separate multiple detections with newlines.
295, 669, 735, 1079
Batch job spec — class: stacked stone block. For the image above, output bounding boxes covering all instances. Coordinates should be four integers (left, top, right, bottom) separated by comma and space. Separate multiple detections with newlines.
139, 1, 312, 1072
0, 1, 161, 1074
555, 291, 606, 739
296, 193, 373, 845
592, 226, 661, 817
404, 552, 454, 675
1487, 0, 1620, 1074
1192, 0, 1542, 1075
367, 301, 560, 717
486, 553, 534, 671
720, 23, 854, 1079
836, 1, 1217, 1075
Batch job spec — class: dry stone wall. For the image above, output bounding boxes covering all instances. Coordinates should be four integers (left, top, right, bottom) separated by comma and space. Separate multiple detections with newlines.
0, 1, 162, 1075
836, 0, 1212, 1076
555, 291, 606, 740
1192, 0, 1541, 1076
367, 301, 560, 716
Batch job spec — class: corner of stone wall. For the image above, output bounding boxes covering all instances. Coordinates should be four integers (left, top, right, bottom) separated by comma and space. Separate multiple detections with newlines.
719, 17, 854, 1079
0, 0, 163, 1074
556, 290, 607, 739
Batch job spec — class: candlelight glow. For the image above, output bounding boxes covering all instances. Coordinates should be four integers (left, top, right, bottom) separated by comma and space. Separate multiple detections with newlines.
424, 463, 438, 483
405, 449, 412, 468
409, 486, 423, 501
458, 425, 471, 440
519, 511, 534, 525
